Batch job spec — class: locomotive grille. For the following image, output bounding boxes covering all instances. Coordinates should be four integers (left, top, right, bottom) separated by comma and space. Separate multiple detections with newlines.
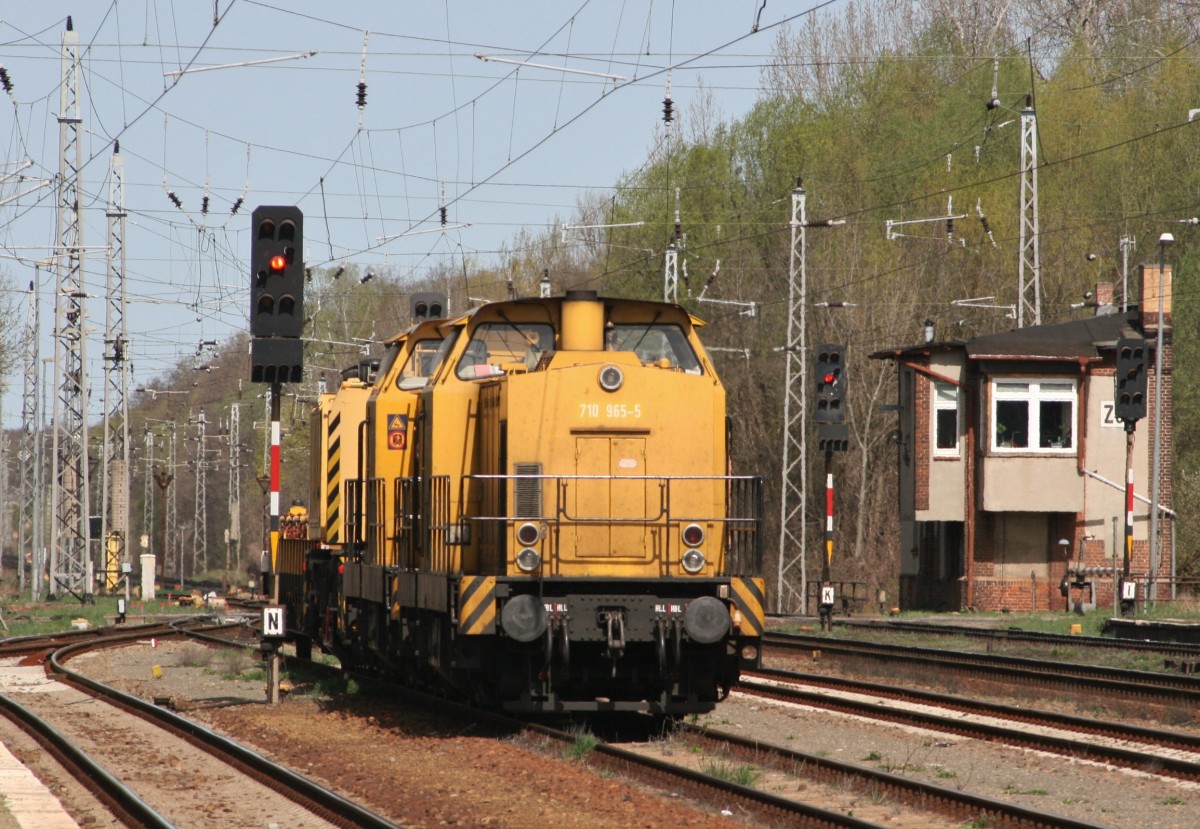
513, 462, 542, 518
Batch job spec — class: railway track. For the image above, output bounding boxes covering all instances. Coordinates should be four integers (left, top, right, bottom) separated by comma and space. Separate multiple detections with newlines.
1, 624, 397, 829
272, 654, 892, 828
838, 618, 1200, 659
741, 667, 1200, 783
270, 651, 1117, 828
0, 620, 1144, 828
764, 630, 1200, 706
672, 719, 1114, 829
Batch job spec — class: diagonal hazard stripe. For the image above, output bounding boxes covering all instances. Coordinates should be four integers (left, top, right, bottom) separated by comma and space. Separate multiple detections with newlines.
459, 576, 496, 635
325, 414, 342, 542
731, 577, 765, 636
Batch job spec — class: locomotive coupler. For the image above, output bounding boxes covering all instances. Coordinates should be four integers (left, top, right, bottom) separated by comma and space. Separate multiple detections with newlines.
601, 609, 626, 674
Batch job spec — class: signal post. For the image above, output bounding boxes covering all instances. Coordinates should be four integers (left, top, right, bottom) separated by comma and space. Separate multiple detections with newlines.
814, 344, 848, 631
1114, 337, 1147, 616
248, 206, 304, 703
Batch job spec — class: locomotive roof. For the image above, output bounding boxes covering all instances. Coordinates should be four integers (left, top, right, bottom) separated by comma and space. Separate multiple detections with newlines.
443, 294, 705, 328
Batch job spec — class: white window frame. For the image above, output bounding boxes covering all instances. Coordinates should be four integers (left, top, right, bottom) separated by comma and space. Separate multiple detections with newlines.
990, 378, 1077, 453
932, 382, 960, 457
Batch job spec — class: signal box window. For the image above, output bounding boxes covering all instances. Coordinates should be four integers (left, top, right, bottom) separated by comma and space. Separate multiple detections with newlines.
456, 323, 554, 379
606, 324, 701, 373
933, 382, 959, 455
991, 379, 1076, 453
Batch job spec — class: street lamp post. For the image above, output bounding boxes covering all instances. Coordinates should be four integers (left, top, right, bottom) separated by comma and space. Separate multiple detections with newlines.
1149, 233, 1173, 604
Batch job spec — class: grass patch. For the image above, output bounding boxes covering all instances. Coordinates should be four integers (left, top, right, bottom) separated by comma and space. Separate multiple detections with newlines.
176, 643, 215, 668
699, 759, 760, 787
0, 595, 206, 639
565, 727, 598, 760
882, 762, 926, 773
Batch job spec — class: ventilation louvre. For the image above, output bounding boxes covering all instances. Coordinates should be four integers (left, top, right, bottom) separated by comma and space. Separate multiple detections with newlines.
513, 462, 542, 518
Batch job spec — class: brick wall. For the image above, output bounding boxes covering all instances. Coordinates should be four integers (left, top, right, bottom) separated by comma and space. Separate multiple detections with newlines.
914, 372, 930, 511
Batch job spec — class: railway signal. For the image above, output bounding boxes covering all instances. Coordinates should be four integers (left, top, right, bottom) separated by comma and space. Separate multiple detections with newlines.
1114, 337, 1147, 425
812, 344, 849, 629
814, 344, 846, 424
411, 292, 446, 322
250, 206, 304, 383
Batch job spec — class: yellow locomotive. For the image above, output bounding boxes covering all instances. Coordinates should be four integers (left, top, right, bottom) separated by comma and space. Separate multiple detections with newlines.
279, 289, 764, 714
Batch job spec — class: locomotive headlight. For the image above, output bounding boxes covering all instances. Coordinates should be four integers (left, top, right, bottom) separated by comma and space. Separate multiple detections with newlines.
516, 547, 541, 573
681, 548, 706, 574
516, 521, 542, 546
681, 523, 705, 547
598, 364, 624, 392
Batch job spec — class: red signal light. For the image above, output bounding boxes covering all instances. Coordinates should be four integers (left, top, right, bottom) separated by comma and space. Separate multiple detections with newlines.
269, 253, 287, 272
823, 372, 836, 384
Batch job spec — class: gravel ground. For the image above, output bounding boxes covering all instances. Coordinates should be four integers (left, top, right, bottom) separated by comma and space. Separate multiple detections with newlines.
52, 639, 746, 829
699, 691, 1199, 828
7, 631, 1200, 828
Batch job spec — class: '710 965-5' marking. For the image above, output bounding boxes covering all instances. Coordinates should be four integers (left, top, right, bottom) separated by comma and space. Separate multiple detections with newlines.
579, 402, 643, 418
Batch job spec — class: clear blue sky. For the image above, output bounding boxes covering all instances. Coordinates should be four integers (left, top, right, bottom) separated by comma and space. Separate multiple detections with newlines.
0, 1, 826, 427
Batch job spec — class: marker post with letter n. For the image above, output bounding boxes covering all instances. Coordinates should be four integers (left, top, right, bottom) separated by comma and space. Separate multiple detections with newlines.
262, 605, 286, 704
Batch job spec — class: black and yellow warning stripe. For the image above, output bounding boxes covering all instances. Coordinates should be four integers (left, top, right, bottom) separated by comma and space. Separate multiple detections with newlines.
325, 411, 341, 542
459, 575, 497, 635
730, 577, 766, 637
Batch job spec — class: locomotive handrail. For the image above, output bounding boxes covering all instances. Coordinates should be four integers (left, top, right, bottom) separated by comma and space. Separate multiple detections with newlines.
464, 472, 761, 525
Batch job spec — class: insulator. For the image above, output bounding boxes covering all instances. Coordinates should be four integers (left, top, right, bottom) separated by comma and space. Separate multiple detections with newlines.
662, 96, 673, 123
356, 80, 367, 110
200, 195, 210, 214
0, 66, 12, 94
167, 191, 182, 208
946, 218, 954, 239
333, 266, 345, 280
439, 206, 448, 226
230, 197, 244, 215
979, 215, 992, 234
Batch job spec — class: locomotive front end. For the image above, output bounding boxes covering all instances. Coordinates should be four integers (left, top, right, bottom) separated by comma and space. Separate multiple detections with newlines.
465, 290, 763, 713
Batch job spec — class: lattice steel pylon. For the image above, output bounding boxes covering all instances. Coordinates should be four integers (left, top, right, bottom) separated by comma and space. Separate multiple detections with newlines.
776, 183, 809, 613
227, 404, 240, 587
167, 423, 178, 578
50, 18, 91, 599
143, 427, 155, 562
101, 143, 130, 594
192, 408, 208, 576
663, 243, 678, 303
1017, 100, 1040, 328
18, 277, 40, 597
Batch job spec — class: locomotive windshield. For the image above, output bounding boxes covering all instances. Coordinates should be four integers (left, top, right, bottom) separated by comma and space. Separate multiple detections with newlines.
606, 323, 701, 373
456, 322, 554, 379
396, 335, 447, 390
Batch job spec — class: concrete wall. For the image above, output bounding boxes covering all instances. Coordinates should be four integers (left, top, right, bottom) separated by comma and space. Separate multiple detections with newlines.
981, 455, 1083, 511
920, 354, 965, 522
